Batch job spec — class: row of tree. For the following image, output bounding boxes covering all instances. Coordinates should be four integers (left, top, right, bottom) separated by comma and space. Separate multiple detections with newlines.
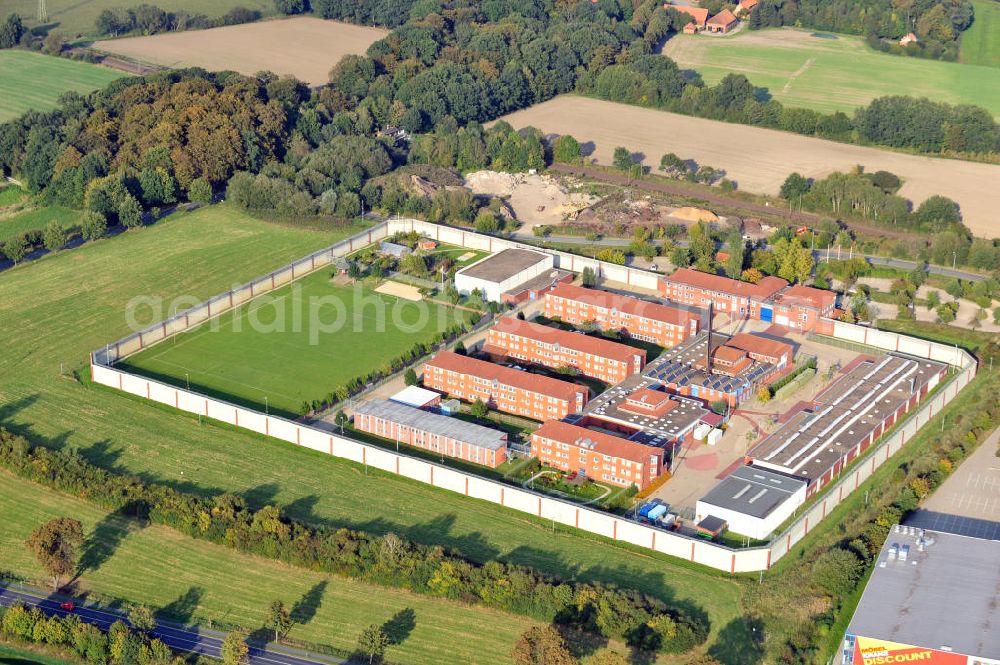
94, 4, 262, 37
0, 428, 710, 654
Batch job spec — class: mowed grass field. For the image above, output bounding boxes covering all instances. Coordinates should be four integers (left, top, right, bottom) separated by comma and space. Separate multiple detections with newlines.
94, 17, 388, 86
121, 271, 473, 417
0, 207, 78, 244
0, 51, 124, 123
0, 471, 539, 664
661, 27, 1000, 117
3, 0, 274, 38
0, 202, 748, 663
961, 0, 1000, 67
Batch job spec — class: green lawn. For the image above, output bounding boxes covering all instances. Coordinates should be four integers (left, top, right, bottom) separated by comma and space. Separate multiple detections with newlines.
0, 202, 747, 663
5, 0, 275, 39
0, 471, 539, 664
120, 272, 472, 417
0, 51, 124, 123
961, 0, 1000, 67
0, 643, 76, 665
0, 207, 78, 245
0, 186, 27, 209
661, 27, 1000, 117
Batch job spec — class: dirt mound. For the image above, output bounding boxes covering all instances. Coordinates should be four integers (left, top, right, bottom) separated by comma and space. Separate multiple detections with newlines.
464, 170, 598, 231
670, 206, 719, 223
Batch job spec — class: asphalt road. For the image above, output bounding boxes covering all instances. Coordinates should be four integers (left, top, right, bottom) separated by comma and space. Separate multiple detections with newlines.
0, 584, 344, 665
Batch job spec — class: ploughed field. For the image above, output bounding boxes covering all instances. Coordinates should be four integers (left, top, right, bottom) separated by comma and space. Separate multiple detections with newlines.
93, 17, 388, 86
499, 96, 1000, 239
661, 27, 1000, 117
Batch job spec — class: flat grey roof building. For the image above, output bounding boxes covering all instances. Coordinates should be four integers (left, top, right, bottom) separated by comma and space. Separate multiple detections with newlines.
698, 466, 806, 520
353, 399, 506, 451
842, 527, 1000, 663
457, 248, 549, 282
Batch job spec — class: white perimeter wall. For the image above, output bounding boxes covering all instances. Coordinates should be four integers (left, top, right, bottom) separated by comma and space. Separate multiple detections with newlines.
91, 217, 977, 573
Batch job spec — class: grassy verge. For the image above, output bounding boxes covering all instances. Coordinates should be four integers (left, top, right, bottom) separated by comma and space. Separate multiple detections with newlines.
0, 641, 77, 665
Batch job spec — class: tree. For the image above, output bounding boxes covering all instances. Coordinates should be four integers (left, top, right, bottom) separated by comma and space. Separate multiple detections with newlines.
659, 152, 688, 178
266, 600, 292, 642
581, 266, 597, 287
188, 178, 213, 204
0, 13, 25, 49
757, 386, 772, 403
127, 604, 156, 633
274, 0, 306, 14
470, 398, 489, 420
357, 624, 390, 664
741, 267, 763, 284
2, 235, 29, 264
334, 410, 348, 433
552, 135, 581, 164
118, 194, 143, 229
404, 368, 418, 386
812, 548, 863, 598
43, 221, 68, 252
612, 146, 633, 172
221, 630, 249, 665
26, 518, 84, 591
511, 626, 578, 665
81, 212, 108, 241
780, 172, 810, 200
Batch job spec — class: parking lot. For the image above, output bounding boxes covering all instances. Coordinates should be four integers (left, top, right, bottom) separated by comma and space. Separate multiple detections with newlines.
907, 427, 1000, 540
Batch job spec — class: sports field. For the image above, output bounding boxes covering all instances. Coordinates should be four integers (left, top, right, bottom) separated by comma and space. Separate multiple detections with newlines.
94, 17, 388, 86
0, 202, 748, 662
0, 471, 539, 664
0, 51, 123, 123
661, 27, 1000, 117
961, 0, 1000, 68
499, 96, 1000, 238
120, 270, 473, 417
2, 0, 273, 38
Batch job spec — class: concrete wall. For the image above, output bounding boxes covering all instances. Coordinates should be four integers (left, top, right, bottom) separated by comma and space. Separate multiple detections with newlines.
91, 217, 977, 573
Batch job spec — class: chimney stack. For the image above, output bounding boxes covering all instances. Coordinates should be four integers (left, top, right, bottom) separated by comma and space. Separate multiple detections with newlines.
706, 302, 713, 374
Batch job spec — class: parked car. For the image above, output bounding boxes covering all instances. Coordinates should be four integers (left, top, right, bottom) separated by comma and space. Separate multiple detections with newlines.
60, 601, 75, 611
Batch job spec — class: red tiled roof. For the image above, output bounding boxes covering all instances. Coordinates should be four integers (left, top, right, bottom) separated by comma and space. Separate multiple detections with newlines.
707, 8, 737, 26
739, 0, 759, 9
726, 333, 793, 363
491, 316, 643, 364
424, 351, 583, 402
712, 346, 748, 364
664, 4, 709, 25
547, 284, 698, 328
664, 268, 788, 300
775, 284, 836, 311
622, 388, 677, 417
533, 420, 661, 464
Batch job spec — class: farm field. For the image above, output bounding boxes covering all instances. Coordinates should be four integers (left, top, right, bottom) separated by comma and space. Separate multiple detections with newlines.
661, 28, 1000, 117
3, 0, 273, 38
498, 96, 1000, 239
0, 51, 123, 123
0, 207, 78, 244
0, 203, 748, 662
94, 17, 388, 86
0, 471, 539, 665
120, 270, 473, 418
961, 0, 1000, 68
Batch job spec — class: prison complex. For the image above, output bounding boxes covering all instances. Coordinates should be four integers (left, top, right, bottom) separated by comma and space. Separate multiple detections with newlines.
531, 420, 665, 489
354, 399, 508, 468
485, 316, 645, 383
422, 350, 588, 421
544, 284, 700, 348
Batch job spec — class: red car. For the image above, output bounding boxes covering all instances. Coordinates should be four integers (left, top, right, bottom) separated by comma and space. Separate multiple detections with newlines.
60, 601, 75, 612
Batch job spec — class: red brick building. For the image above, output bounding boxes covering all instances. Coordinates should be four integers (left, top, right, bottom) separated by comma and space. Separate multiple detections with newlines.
531, 420, 665, 489
725, 333, 794, 368
544, 284, 700, 349
485, 316, 645, 383
354, 399, 507, 468
706, 8, 737, 32
660, 268, 836, 332
422, 351, 588, 421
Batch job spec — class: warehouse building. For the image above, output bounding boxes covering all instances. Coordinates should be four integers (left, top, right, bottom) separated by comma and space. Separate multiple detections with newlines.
422, 350, 587, 421
696, 465, 807, 540
531, 420, 665, 489
749, 354, 947, 494
660, 268, 836, 332
485, 316, 646, 383
840, 527, 1000, 665
354, 399, 508, 468
544, 284, 701, 348
454, 248, 555, 303
389, 385, 442, 409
